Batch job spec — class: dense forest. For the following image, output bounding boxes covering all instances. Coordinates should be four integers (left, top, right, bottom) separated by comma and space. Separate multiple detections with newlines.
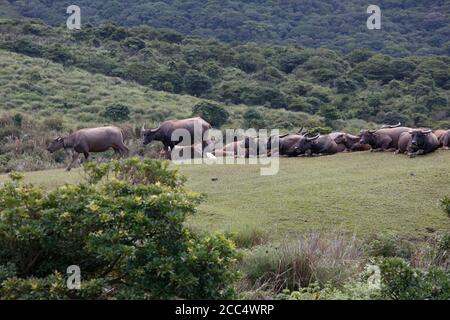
1, 19, 449, 131
4, 0, 450, 55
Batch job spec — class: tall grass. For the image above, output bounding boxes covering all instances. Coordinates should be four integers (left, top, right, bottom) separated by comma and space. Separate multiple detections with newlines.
239, 233, 363, 293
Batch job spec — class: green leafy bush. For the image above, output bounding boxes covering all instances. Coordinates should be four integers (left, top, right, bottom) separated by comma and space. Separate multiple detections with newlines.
103, 104, 130, 121
365, 234, 414, 260
441, 197, 450, 217
0, 158, 239, 299
192, 101, 229, 127
379, 258, 450, 300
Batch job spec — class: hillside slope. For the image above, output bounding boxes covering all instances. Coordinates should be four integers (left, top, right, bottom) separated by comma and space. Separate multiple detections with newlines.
0, 49, 318, 127
1, 19, 449, 131
5, 0, 450, 55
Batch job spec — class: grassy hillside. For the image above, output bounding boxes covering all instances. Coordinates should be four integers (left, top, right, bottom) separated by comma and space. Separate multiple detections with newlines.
2, 152, 450, 239
0, 49, 320, 127
1, 20, 449, 131
5, 0, 450, 55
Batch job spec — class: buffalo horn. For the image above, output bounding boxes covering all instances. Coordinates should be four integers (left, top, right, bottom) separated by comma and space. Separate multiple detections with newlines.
306, 134, 320, 141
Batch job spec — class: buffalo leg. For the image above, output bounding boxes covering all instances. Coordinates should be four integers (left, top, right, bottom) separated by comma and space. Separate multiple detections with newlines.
67, 153, 79, 171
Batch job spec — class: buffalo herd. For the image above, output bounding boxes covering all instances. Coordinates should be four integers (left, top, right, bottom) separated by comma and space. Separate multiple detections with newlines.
46, 118, 450, 170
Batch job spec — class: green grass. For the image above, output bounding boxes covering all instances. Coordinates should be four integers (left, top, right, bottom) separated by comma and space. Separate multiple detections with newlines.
1, 151, 450, 239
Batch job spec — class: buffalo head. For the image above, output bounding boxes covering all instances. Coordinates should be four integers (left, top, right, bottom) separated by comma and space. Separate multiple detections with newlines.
295, 134, 320, 154
409, 129, 432, 150
141, 124, 160, 145
333, 133, 347, 145
47, 137, 65, 153
359, 129, 377, 146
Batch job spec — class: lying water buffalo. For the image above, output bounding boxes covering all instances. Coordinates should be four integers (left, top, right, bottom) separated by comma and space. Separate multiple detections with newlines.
397, 129, 439, 157
268, 133, 305, 157
296, 134, 339, 156
160, 144, 218, 160
241, 136, 271, 157
341, 133, 371, 152
349, 141, 371, 152
328, 132, 349, 152
434, 129, 450, 149
212, 149, 237, 157
219, 140, 248, 157
47, 126, 129, 171
359, 126, 411, 152
142, 117, 212, 152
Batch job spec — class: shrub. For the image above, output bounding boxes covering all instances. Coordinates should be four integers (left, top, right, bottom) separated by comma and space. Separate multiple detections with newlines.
12, 113, 23, 128
379, 258, 450, 300
441, 197, 450, 217
243, 108, 266, 129
184, 70, 212, 96
0, 158, 239, 299
230, 228, 270, 249
365, 234, 414, 260
192, 101, 229, 127
103, 104, 130, 121
276, 280, 382, 300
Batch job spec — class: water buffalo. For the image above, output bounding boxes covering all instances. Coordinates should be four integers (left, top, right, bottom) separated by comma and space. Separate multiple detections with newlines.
397, 131, 411, 154
349, 141, 371, 152
295, 134, 339, 156
161, 144, 218, 160
407, 129, 440, 157
359, 126, 411, 152
268, 133, 305, 157
328, 132, 350, 152
434, 129, 450, 149
397, 129, 439, 157
212, 149, 236, 157
342, 133, 371, 152
241, 136, 271, 157
219, 140, 248, 157
142, 117, 212, 152
47, 126, 129, 171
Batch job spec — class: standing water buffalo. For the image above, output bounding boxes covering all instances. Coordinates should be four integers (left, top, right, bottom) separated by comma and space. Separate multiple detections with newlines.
433, 129, 450, 149
397, 129, 439, 157
141, 117, 212, 153
295, 133, 339, 156
359, 125, 411, 152
47, 126, 129, 171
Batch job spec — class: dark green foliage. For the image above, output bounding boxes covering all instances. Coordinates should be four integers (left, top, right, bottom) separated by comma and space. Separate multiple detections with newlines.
0, 158, 239, 299
103, 104, 130, 121
192, 101, 229, 127
8, 0, 450, 56
1, 20, 449, 128
12, 113, 23, 127
379, 258, 450, 300
243, 108, 266, 129
184, 70, 212, 97
441, 197, 450, 217
365, 235, 414, 260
